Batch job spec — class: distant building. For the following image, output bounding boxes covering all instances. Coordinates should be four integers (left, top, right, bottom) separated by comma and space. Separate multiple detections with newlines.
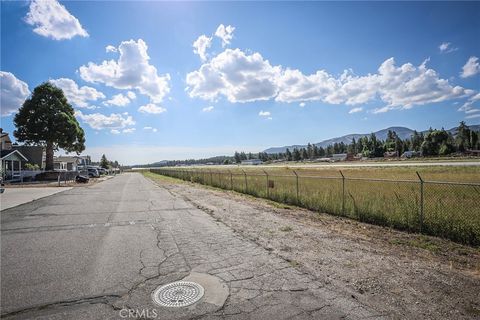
241, 159, 263, 165
53, 156, 82, 171
331, 154, 347, 162
0, 129, 12, 151
401, 151, 421, 158
76, 155, 92, 168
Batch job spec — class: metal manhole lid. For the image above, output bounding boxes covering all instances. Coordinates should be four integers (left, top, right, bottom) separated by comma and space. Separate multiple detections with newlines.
152, 281, 204, 307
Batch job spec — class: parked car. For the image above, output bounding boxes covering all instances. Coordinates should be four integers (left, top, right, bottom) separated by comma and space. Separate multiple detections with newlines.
75, 175, 89, 183
0, 177, 4, 194
87, 168, 100, 178
97, 168, 108, 175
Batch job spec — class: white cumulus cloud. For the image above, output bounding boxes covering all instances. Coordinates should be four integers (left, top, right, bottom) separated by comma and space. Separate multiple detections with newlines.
110, 129, 120, 134
138, 103, 167, 114
103, 93, 131, 107
186, 48, 280, 103
79, 39, 170, 103
461, 56, 480, 78
186, 47, 471, 112
215, 24, 235, 47
0, 71, 30, 116
439, 42, 457, 53
25, 0, 88, 40
202, 106, 214, 112
49, 78, 105, 108
193, 35, 212, 61
75, 110, 135, 130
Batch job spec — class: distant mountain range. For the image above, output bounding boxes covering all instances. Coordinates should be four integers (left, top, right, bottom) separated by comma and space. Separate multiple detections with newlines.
263, 124, 480, 154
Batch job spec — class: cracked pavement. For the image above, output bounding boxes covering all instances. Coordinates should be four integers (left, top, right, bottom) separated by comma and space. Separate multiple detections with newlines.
1, 173, 385, 319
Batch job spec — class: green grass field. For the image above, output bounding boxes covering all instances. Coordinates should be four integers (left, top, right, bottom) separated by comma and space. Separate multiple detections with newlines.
149, 165, 480, 246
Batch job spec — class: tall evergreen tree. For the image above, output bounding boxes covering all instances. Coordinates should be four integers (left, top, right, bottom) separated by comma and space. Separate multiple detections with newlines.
14, 82, 85, 171
456, 121, 471, 152
293, 148, 301, 161
100, 154, 109, 169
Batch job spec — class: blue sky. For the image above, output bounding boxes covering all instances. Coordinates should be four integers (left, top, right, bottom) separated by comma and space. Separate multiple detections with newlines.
1, 1, 479, 164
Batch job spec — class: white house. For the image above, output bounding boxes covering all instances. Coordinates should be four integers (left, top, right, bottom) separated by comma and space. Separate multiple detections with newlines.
53, 156, 82, 171
1, 150, 28, 182
1, 129, 28, 182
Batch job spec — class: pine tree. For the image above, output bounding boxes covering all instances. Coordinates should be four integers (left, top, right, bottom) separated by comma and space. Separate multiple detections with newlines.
293, 148, 301, 161
456, 121, 471, 152
285, 148, 292, 161
14, 82, 85, 170
100, 154, 109, 169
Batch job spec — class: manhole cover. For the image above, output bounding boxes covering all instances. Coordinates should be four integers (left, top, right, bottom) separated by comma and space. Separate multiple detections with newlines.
152, 281, 204, 307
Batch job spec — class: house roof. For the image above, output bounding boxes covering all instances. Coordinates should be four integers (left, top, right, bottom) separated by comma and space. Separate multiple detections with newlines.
1, 149, 28, 161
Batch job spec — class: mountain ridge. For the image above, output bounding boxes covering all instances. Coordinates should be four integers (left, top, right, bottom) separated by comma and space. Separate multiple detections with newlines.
264, 124, 480, 154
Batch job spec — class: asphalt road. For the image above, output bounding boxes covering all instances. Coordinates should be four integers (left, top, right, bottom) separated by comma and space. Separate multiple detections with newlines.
1, 173, 384, 320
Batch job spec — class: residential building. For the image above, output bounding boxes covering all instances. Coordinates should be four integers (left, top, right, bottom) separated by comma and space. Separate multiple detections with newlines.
0, 128, 12, 151
1, 129, 28, 181
12, 145, 46, 170
1, 150, 28, 181
53, 156, 82, 171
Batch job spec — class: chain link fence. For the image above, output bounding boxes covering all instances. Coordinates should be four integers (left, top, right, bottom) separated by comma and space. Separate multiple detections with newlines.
150, 168, 480, 246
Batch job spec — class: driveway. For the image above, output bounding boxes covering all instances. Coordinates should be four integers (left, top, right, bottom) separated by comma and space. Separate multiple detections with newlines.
0, 187, 72, 211
0, 173, 382, 320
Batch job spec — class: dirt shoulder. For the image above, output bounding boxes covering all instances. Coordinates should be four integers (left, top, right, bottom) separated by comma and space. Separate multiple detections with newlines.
145, 173, 480, 320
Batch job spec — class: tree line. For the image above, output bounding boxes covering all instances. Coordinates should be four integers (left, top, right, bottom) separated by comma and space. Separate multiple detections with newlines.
136, 122, 479, 167
233, 121, 479, 163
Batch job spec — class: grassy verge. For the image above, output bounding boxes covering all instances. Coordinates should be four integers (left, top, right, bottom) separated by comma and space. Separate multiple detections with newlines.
148, 167, 480, 246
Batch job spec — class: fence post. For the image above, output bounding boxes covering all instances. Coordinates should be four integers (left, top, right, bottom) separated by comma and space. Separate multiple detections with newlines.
293, 170, 299, 204
416, 171, 424, 232
229, 170, 233, 190
57, 172, 61, 187
209, 170, 213, 186
262, 169, 269, 198
241, 169, 248, 193
339, 170, 345, 216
